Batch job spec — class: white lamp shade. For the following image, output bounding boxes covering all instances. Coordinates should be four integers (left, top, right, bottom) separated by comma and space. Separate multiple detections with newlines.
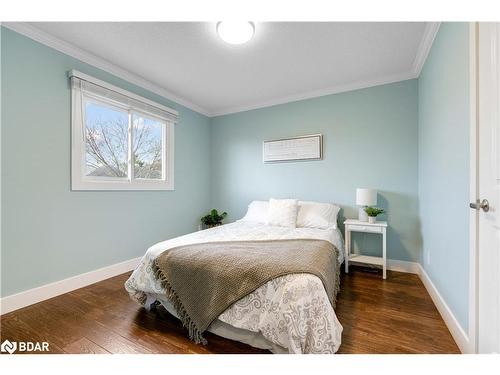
356, 188, 377, 206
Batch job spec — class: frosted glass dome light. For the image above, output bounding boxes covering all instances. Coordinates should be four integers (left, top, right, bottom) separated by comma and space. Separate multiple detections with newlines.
216, 22, 255, 45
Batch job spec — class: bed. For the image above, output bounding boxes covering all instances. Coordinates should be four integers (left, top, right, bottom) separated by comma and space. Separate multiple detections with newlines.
125, 217, 345, 354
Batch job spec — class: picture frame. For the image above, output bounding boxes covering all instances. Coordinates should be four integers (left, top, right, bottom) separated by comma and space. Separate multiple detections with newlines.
263, 134, 323, 163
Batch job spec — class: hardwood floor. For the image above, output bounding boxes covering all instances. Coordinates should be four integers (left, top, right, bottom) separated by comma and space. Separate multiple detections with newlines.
0, 266, 460, 354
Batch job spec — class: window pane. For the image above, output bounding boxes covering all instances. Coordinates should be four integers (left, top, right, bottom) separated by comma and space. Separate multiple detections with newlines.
85, 101, 129, 178
133, 113, 164, 180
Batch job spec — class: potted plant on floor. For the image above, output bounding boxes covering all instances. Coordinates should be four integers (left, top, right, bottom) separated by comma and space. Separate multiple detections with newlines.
200, 209, 228, 229
364, 207, 385, 224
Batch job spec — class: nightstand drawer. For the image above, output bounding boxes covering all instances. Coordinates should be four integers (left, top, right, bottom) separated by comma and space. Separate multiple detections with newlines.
348, 224, 383, 233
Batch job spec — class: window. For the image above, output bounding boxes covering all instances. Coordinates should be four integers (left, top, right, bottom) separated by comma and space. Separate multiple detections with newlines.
70, 70, 177, 190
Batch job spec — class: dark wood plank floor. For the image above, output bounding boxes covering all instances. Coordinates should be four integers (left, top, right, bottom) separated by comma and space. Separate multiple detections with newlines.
0, 266, 460, 354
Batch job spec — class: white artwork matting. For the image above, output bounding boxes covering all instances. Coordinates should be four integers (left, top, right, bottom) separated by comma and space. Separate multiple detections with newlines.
263, 134, 323, 163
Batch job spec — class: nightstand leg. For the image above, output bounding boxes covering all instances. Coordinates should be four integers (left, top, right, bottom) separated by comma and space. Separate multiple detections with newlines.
382, 228, 387, 279
345, 229, 350, 274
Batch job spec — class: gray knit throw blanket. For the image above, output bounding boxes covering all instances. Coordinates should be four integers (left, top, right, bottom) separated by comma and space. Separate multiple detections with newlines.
152, 239, 340, 344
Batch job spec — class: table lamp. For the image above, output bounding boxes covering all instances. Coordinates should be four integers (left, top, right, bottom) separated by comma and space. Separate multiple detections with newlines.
356, 188, 377, 222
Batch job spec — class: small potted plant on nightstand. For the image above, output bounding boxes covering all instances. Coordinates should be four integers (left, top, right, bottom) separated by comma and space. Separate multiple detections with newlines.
200, 209, 228, 229
364, 207, 385, 224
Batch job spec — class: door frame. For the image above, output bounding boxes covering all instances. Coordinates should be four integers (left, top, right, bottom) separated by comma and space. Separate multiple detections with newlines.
470, 21, 500, 354
468, 21, 478, 354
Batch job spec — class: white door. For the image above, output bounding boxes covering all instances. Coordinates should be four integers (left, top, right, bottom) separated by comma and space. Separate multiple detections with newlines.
476, 22, 500, 354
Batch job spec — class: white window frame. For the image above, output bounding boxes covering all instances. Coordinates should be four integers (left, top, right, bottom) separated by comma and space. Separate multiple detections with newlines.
70, 70, 176, 191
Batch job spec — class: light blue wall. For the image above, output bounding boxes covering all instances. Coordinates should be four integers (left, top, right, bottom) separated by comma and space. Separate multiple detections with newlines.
210, 80, 421, 262
418, 23, 470, 331
1, 28, 211, 297
1, 24, 472, 339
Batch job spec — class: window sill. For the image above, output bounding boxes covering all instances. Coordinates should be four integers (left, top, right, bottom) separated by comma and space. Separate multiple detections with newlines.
71, 179, 174, 191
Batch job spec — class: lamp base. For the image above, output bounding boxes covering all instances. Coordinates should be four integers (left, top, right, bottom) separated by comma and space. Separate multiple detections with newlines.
358, 207, 368, 222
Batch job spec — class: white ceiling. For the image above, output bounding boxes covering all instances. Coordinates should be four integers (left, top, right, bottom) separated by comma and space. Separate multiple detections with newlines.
20, 22, 435, 116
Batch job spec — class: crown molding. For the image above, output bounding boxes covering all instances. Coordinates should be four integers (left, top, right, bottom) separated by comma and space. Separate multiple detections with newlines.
212, 22, 438, 117
211, 71, 418, 117
2, 22, 211, 117
3, 22, 439, 118
412, 22, 441, 76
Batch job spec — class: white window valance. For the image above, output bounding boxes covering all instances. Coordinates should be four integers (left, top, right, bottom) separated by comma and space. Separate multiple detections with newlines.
69, 70, 179, 123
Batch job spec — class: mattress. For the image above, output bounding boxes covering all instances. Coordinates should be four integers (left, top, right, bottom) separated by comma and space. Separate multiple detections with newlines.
125, 221, 344, 353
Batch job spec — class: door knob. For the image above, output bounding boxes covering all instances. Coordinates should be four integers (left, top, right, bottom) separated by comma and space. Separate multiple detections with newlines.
469, 199, 490, 212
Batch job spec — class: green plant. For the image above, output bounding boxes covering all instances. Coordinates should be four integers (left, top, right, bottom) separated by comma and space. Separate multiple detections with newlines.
364, 206, 385, 217
201, 209, 228, 227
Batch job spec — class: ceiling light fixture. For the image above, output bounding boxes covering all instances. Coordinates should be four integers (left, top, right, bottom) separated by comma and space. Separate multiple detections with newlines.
216, 22, 255, 45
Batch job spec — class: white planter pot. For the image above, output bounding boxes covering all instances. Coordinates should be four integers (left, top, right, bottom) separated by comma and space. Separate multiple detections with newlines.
368, 216, 376, 224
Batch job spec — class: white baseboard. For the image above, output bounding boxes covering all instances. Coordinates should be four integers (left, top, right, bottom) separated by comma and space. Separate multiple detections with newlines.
0, 257, 141, 315
0, 254, 472, 354
387, 259, 420, 274
355, 259, 469, 353
416, 264, 471, 353
0, 256, 419, 316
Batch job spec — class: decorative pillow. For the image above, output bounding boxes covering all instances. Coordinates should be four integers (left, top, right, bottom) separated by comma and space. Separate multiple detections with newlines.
268, 198, 299, 228
297, 201, 340, 229
239, 200, 269, 224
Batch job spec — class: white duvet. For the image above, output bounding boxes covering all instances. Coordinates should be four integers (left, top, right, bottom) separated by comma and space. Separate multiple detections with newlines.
125, 221, 344, 354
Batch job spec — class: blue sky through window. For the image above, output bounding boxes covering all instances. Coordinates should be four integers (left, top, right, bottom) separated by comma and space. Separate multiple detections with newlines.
85, 101, 128, 177
84, 100, 164, 179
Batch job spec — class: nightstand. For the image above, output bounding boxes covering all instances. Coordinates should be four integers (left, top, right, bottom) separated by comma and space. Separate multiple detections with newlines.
344, 219, 388, 279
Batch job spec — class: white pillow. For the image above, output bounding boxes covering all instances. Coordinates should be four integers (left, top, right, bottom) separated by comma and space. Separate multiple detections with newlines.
268, 198, 299, 228
297, 201, 340, 229
239, 200, 269, 224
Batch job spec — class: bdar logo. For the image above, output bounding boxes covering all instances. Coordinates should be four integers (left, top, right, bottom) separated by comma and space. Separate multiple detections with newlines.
1, 340, 49, 354
1, 340, 17, 354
